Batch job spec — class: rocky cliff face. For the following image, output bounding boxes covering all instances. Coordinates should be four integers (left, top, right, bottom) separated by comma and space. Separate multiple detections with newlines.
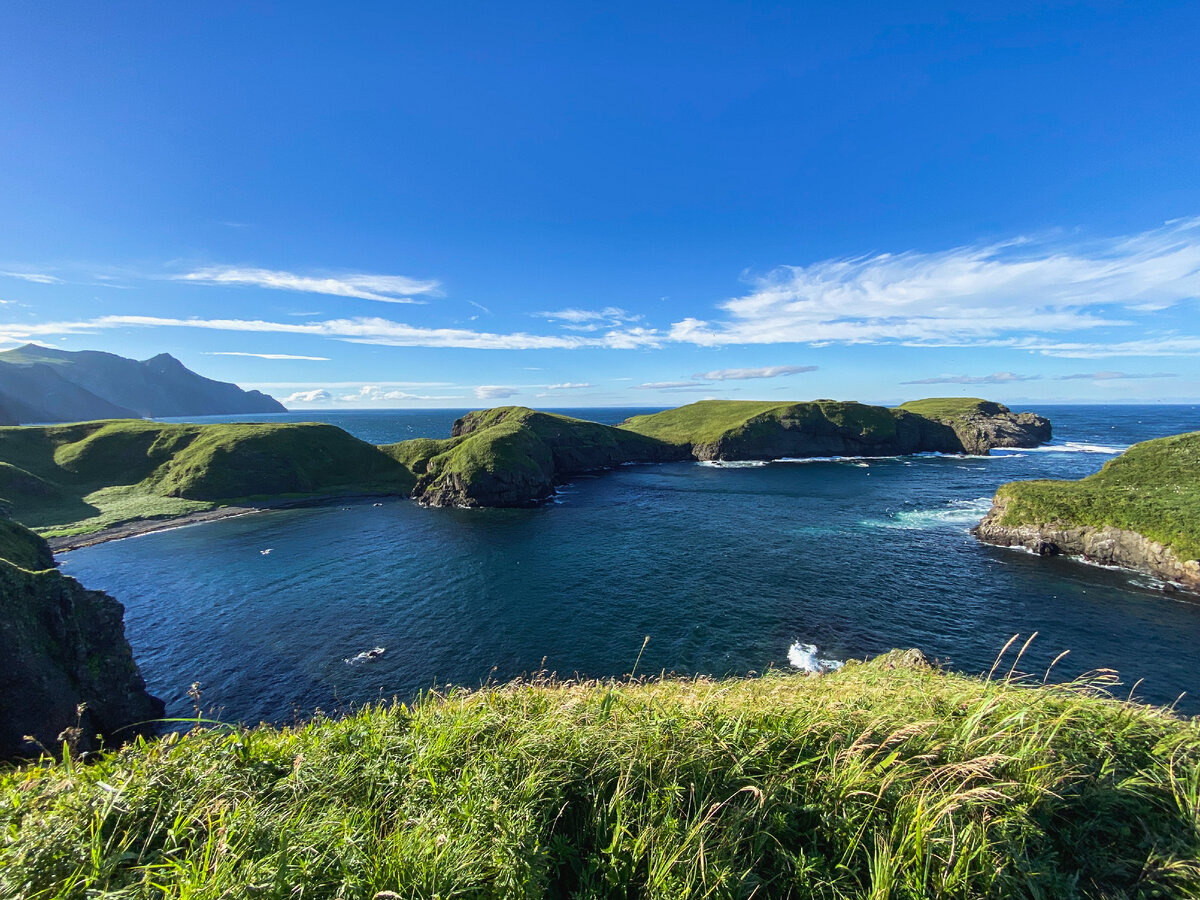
691, 404, 1049, 461
693, 408, 964, 460
413, 409, 683, 508
933, 403, 1053, 455
973, 496, 1200, 592
0, 524, 163, 759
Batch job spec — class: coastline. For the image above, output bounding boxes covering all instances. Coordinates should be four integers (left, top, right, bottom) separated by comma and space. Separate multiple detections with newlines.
45, 492, 403, 553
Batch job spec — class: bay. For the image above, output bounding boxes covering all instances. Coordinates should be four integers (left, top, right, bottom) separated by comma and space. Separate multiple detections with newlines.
59, 405, 1200, 721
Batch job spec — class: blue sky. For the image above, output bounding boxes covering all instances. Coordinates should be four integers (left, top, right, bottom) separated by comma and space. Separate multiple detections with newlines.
2, 1, 1199, 408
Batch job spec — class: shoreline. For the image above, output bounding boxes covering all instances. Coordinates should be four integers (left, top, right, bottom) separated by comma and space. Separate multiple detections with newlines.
46, 492, 403, 553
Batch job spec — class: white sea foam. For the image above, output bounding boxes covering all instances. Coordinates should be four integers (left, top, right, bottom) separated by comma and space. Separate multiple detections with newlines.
697, 459, 769, 468
867, 497, 994, 531
775, 454, 898, 464
1023, 441, 1126, 454
787, 642, 844, 673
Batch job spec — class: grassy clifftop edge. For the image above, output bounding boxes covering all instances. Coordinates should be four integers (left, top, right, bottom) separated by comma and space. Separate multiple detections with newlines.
987, 430, 1200, 561
4, 651, 1199, 897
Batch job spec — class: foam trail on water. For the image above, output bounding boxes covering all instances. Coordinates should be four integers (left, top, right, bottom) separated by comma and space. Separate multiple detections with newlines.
787, 642, 844, 673
866, 497, 994, 531
1023, 441, 1126, 454
697, 460, 768, 468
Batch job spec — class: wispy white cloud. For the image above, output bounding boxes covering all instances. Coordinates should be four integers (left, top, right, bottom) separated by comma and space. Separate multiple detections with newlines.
901, 372, 1041, 385
546, 382, 594, 390
283, 389, 332, 403
535, 307, 643, 332
0, 314, 658, 350
668, 219, 1200, 348
0, 271, 62, 284
204, 351, 330, 360
634, 381, 713, 390
475, 385, 518, 400
247, 380, 454, 389
1055, 371, 1178, 381
695, 364, 818, 380
341, 385, 466, 403
1001, 336, 1200, 358
175, 267, 440, 303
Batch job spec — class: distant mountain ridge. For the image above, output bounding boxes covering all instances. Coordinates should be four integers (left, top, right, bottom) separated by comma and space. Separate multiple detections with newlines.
0, 344, 284, 423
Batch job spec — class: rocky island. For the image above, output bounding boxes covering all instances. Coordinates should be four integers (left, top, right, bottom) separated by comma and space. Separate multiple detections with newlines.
974, 431, 1200, 592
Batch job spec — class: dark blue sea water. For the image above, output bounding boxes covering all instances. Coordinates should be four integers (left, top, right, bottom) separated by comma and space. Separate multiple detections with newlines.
60, 405, 1200, 721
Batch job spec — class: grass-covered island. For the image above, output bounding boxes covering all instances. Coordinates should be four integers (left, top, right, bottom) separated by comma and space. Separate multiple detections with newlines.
4, 652, 1200, 898
974, 431, 1200, 591
0, 398, 1051, 541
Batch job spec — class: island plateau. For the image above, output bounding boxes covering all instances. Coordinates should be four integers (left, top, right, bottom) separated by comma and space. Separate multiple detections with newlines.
974, 430, 1200, 591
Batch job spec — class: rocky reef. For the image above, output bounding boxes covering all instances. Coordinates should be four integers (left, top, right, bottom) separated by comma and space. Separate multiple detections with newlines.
0, 517, 163, 759
973, 431, 1200, 592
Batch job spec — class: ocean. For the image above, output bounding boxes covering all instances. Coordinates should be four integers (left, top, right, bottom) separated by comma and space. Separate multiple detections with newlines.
58, 405, 1200, 721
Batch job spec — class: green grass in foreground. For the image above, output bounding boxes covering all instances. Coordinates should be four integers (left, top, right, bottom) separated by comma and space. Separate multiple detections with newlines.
4, 653, 1200, 898
995, 430, 1200, 561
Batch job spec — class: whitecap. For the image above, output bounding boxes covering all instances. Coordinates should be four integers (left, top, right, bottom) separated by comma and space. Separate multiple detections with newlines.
697, 459, 768, 468
1023, 441, 1126, 454
865, 497, 994, 531
787, 642, 844, 673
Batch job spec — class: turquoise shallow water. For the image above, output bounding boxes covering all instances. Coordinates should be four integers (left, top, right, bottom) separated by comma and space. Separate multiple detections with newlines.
60, 405, 1200, 721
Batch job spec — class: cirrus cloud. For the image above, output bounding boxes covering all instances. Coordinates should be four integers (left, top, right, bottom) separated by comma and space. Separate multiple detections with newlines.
901, 372, 1041, 385
176, 267, 440, 303
668, 219, 1200, 349
694, 365, 817, 380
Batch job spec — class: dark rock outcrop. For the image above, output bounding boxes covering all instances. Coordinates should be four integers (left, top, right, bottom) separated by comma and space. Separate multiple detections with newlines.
410, 409, 683, 508
0, 522, 163, 759
974, 496, 1200, 592
929, 402, 1053, 455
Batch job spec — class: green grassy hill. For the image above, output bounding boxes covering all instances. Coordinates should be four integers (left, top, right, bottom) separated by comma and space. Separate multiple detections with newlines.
0, 420, 415, 537
896, 397, 1006, 419
4, 652, 1199, 898
990, 430, 1200, 561
386, 407, 678, 507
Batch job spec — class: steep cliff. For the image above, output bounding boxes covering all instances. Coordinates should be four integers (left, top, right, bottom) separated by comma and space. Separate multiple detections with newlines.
0, 518, 163, 759
974, 431, 1200, 591
897, 398, 1052, 455
620, 398, 1050, 461
391, 408, 681, 508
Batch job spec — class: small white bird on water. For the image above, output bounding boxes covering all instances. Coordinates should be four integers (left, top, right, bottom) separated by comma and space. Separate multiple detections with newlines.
260, 549, 273, 555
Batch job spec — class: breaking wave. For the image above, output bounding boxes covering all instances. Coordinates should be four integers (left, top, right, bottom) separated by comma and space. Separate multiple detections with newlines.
787, 642, 844, 673
1023, 441, 1126, 454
